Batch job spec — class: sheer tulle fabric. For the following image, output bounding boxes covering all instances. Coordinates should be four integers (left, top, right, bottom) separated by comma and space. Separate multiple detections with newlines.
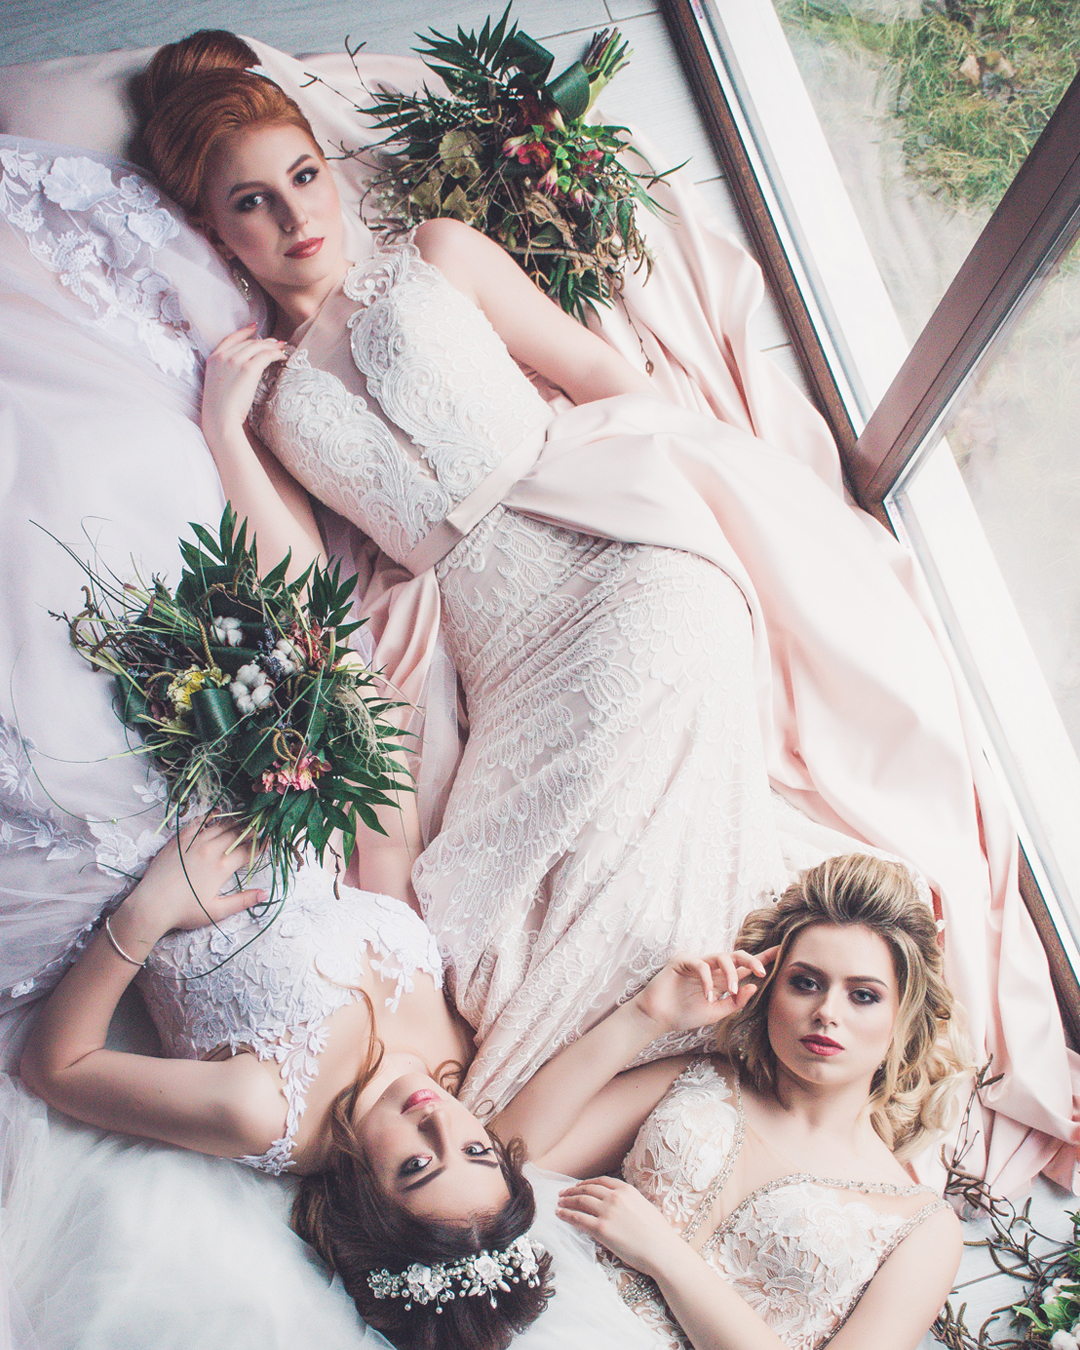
0, 1074, 657, 1350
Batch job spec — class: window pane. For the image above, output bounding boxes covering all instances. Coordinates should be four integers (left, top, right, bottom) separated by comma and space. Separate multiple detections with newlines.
936, 232, 1080, 750
773, 1, 1080, 342
883, 219, 1080, 943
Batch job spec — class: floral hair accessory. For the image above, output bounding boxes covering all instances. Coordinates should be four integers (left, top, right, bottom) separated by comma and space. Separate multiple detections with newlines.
367, 1234, 545, 1311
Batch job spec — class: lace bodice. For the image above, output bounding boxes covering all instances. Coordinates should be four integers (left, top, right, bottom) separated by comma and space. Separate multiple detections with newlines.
613, 1061, 947, 1349
137, 861, 442, 1175
255, 243, 554, 570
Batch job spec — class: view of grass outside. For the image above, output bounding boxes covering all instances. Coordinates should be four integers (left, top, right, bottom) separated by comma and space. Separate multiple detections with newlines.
774, 0, 1080, 751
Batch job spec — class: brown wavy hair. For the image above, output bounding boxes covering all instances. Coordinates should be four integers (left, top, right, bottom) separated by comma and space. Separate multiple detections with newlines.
290, 993, 552, 1349
716, 853, 972, 1159
134, 30, 321, 221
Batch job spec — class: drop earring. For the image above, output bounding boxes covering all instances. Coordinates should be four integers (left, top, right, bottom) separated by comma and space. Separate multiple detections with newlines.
230, 261, 254, 301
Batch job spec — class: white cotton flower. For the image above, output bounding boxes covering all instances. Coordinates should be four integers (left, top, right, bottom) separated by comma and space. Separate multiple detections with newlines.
230, 682, 254, 715
41, 156, 115, 211
234, 663, 263, 687
250, 683, 273, 709
1050, 1331, 1079, 1350
272, 637, 302, 675
230, 662, 273, 715
212, 616, 243, 647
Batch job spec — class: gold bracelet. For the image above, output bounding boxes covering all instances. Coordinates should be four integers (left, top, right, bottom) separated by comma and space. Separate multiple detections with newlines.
103, 915, 146, 968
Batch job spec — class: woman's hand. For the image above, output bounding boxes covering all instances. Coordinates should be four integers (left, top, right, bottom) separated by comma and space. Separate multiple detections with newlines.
121, 817, 266, 936
557, 1177, 685, 1277
200, 323, 289, 449
633, 949, 775, 1036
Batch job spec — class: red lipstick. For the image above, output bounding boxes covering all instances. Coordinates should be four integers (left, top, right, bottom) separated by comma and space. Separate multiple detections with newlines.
401, 1088, 439, 1112
284, 236, 324, 259
801, 1035, 843, 1056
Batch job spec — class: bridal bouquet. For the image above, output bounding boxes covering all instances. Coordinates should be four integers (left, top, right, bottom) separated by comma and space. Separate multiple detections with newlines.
61, 508, 409, 895
362, 5, 670, 321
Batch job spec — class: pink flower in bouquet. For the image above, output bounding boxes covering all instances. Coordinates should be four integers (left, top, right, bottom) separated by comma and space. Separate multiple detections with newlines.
262, 751, 328, 795
537, 166, 560, 195
503, 135, 552, 170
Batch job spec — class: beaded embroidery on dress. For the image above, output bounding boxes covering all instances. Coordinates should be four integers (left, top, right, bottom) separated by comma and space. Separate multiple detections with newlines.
255, 241, 788, 1112
612, 1061, 948, 1349
137, 860, 442, 1174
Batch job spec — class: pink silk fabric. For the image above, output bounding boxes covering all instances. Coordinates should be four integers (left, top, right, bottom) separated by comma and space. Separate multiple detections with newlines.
246, 39, 1079, 1194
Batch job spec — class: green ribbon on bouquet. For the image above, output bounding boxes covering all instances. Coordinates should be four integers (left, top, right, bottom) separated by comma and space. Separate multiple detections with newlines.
505, 33, 592, 121
191, 687, 239, 742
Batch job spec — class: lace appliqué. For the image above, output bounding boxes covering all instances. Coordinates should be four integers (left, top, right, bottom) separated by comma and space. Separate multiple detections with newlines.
0, 144, 199, 383
609, 1062, 948, 1350
345, 246, 552, 501
257, 243, 551, 569
254, 233, 786, 1115
422, 520, 785, 1109
139, 863, 443, 1175
0, 712, 86, 864
256, 348, 451, 565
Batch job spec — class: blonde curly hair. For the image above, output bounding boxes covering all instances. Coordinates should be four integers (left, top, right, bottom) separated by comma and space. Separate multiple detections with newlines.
716, 853, 972, 1159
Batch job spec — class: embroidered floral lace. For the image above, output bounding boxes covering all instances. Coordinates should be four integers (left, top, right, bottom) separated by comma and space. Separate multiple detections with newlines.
0, 144, 200, 385
139, 863, 442, 1174
256, 242, 788, 1111
256, 245, 554, 567
609, 1060, 948, 1349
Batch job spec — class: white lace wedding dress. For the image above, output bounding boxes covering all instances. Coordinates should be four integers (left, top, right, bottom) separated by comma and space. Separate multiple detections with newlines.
608, 1060, 948, 1349
255, 242, 789, 1110
137, 860, 443, 1175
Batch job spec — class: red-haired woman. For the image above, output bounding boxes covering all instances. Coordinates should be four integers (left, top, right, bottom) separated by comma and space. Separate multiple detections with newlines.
135, 30, 790, 1114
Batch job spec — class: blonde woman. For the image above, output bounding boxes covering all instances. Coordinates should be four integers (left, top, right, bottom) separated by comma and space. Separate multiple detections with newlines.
496, 854, 970, 1350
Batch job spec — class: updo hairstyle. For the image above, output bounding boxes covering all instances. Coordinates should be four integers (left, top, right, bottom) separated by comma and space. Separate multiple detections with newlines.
717, 853, 972, 1159
291, 1006, 552, 1350
134, 30, 321, 221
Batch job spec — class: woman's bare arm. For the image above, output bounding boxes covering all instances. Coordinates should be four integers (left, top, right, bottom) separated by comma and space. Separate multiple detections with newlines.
413, 218, 656, 405
493, 952, 765, 1171
828, 1206, 962, 1350
19, 822, 285, 1157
